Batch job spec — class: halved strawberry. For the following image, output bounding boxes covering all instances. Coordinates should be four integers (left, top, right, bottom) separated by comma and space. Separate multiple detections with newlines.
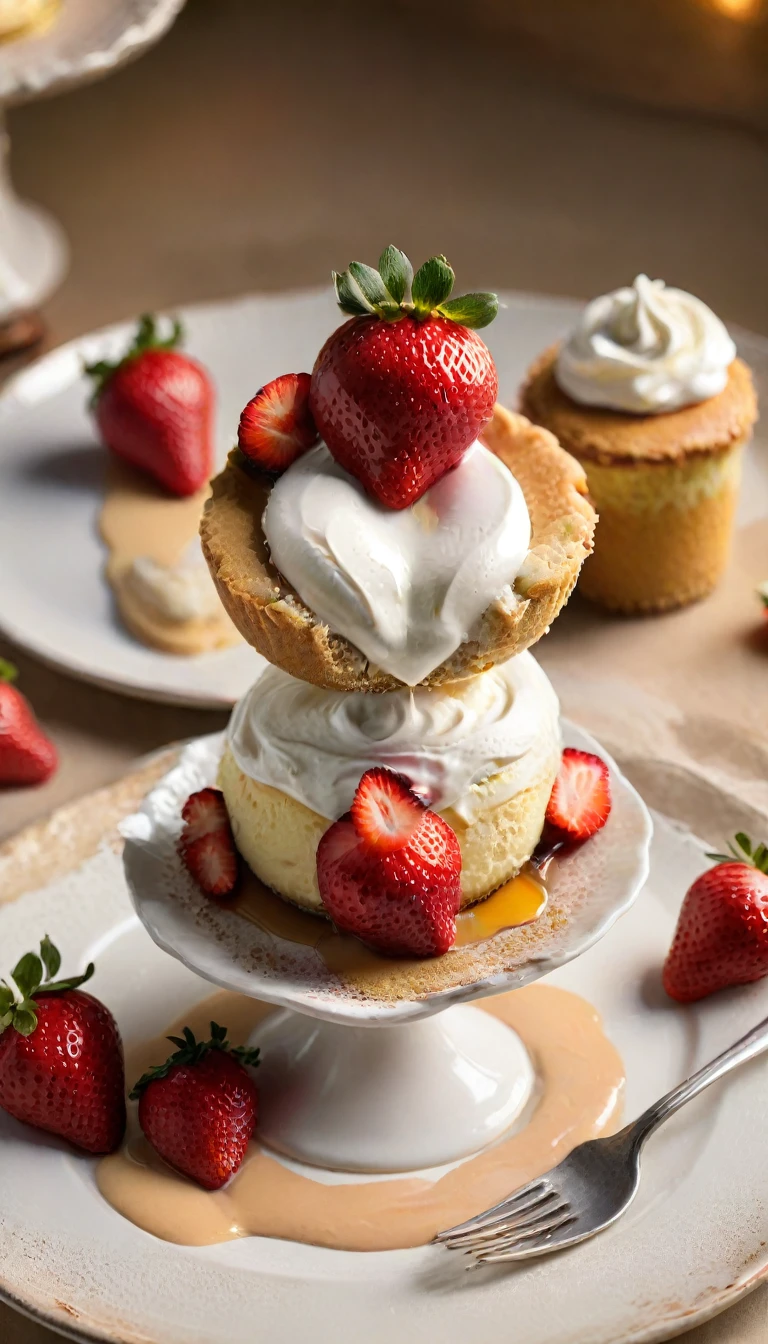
545, 748, 612, 842
180, 788, 238, 898
317, 767, 461, 957
237, 373, 318, 473
182, 832, 238, 898
181, 787, 230, 845
349, 766, 426, 853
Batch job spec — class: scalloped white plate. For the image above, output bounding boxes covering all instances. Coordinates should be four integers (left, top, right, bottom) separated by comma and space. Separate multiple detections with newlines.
2, 770, 768, 1344
122, 720, 652, 1024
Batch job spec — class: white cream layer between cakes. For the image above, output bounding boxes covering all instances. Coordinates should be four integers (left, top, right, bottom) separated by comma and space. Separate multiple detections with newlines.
226, 650, 560, 825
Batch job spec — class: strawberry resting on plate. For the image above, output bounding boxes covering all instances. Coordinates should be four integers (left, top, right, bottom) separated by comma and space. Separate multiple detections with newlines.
316, 766, 462, 957
130, 1022, 260, 1190
0, 659, 57, 787
663, 834, 768, 1003
180, 787, 239, 898
545, 748, 612, 843
87, 314, 214, 497
309, 246, 499, 509
0, 936, 125, 1153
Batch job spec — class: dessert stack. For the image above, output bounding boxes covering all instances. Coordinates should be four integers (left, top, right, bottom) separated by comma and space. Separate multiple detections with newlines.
199, 247, 598, 957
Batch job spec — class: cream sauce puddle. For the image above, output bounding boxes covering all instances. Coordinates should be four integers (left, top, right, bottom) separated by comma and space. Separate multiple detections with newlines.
99, 458, 239, 654
98, 983, 624, 1251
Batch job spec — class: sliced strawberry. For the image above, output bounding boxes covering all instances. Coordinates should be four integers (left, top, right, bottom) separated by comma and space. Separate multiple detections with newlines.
238, 373, 318, 473
181, 787, 231, 845
349, 766, 426, 853
317, 767, 461, 958
179, 788, 238, 898
545, 748, 612, 842
182, 831, 238, 898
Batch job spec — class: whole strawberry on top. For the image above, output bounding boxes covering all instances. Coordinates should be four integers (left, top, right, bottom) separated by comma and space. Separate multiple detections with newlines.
310, 246, 499, 509
317, 766, 462, 957
0, 936, 125, 1153
130, 1022, 259, 1190
87, 314, 214, 497
0, 659, 57, 787
663, 834, 768, 1004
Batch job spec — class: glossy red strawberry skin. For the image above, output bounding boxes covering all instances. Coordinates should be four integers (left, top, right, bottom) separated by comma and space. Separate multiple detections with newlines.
317, 809, 462, 957
94, 349, 214, 497
138, 1049, 258, 1190
663, 863, 768, 1003
310, 315, 498, 509
0, 682, 57, 786
0, 990, 125, 1153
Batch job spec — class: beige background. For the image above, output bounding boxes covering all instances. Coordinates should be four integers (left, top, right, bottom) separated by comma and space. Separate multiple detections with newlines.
2, 1, 768, 1339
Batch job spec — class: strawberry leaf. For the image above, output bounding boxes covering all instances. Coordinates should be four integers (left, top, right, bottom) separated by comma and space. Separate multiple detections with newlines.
0, 658, 18, 684
129, 1020, 259, 1100
411, 255, 455, 316
348, 262, 399, 315
437, 292, 499, 329
11, 953, 42, 1001
333, 269, 377, 318
13, 1003, 39, 1037
707, 834, 768, 874
43, 963, 95, 995
0, 985, 14, 1021
85, 314, 184, 403
378, 246, 412, 304
39, 934, 61, 982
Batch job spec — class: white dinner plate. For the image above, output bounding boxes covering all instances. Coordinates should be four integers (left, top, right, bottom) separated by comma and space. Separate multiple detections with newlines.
1, 773, 768, 1344
3, 291, 766, 707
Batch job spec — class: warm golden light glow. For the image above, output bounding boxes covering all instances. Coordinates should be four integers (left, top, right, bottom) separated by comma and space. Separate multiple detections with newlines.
708, 0, 764, 20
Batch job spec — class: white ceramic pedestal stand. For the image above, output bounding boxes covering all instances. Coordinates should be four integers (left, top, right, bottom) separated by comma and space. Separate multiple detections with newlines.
254, 1002, 535, 1172
0, 0, 186, 325
122, 725, 652, 1177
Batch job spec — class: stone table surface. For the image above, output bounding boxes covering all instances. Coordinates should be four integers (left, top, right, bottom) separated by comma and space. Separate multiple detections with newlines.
1, 1, 768, 1340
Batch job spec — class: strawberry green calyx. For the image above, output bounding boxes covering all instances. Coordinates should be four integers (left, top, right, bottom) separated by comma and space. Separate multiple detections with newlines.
129, 1021, 260, 1099
0, 658, 18, 684
85, 313, 184, 403
706, 833, 768, 873
332, 246, 499, 330
0, 936, 94, 1038
757, 581, 768, 612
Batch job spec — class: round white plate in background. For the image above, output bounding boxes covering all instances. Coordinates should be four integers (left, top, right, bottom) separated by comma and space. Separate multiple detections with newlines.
2, 290, 766, 707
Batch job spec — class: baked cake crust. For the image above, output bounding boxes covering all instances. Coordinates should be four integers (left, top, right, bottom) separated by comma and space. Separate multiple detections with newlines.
200, 405, 597, 692
520, 346, 757, 467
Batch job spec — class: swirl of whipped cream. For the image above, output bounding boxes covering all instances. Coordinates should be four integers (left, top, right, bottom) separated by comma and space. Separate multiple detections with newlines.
262, 441, 531, 686
227, 652, 560, 824
556, 275, 736, 414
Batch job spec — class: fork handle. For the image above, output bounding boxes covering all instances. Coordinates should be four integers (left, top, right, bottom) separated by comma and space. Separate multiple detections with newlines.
628, 1012, 768, 1145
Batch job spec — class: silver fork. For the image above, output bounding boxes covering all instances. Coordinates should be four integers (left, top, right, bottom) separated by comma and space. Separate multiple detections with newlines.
435, 1012, 768, 1265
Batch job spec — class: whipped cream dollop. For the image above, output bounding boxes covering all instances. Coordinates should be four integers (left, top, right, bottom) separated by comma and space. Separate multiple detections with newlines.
227, 651, 560, 824
122, 539, 223, 624
262, 442, 531, 686
556, 274, 736, 415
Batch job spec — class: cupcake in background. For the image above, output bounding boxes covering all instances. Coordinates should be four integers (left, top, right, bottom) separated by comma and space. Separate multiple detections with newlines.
520, 275, 757, 614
